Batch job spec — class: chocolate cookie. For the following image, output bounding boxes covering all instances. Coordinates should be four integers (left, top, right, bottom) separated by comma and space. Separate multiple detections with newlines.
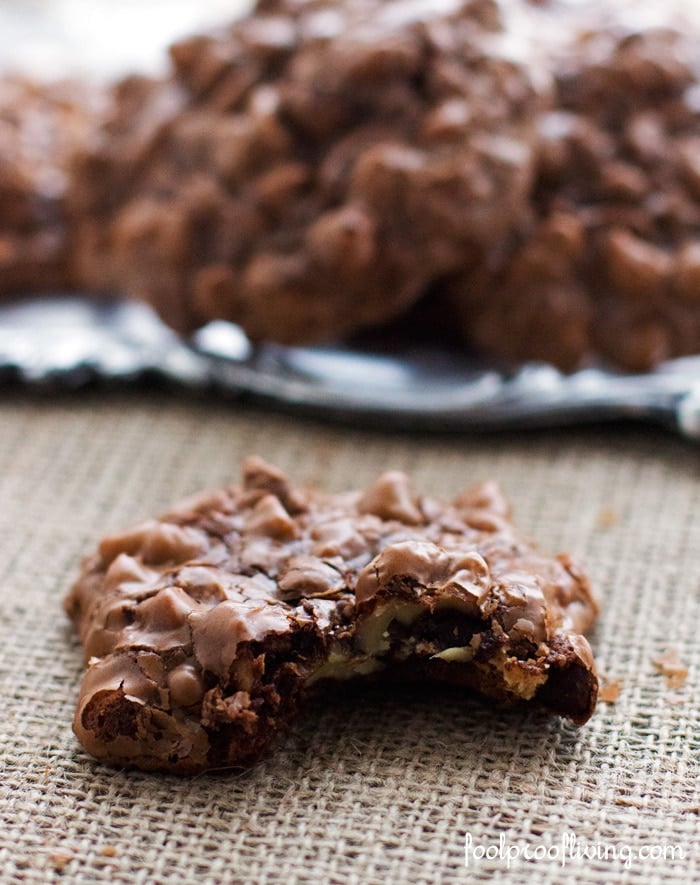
0, 77, 98, 297
65, 457, 598, 774
67, 0, 541, 340
449, 1, 700, 371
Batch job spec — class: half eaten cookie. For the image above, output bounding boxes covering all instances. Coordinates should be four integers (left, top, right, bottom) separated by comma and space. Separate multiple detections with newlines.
65, 457, 599, 773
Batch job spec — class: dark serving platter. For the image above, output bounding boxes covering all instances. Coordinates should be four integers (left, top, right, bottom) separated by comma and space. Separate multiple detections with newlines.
1, 297, 698, 438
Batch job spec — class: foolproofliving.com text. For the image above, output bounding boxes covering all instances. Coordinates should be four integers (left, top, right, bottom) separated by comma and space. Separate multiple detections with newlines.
465, 832, 685, 870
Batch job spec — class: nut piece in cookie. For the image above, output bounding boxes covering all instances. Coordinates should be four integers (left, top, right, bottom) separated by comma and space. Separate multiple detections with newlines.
65, 457, 599, 774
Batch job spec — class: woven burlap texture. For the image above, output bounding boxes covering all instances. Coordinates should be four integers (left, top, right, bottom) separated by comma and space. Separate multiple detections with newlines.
0, 394, 698, 884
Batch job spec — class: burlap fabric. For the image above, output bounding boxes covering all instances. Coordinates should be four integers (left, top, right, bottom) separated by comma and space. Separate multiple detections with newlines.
0, 393, 698, 883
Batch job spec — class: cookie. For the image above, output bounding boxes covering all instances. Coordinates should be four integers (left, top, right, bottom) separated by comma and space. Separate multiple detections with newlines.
67, 0, 541, 340
0, 76, 99, 297
65, 457, 598, 774
449, 0, 700, 371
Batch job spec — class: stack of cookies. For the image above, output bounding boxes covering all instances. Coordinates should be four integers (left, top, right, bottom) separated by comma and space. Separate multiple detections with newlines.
3, 0, 700, 371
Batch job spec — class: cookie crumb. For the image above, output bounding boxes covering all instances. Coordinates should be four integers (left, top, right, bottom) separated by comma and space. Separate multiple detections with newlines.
599, 678, 622, 703
100, 846, 117, 858
652, 648, 688, 689
596, 508, 618, 529
50, 850, 73, 872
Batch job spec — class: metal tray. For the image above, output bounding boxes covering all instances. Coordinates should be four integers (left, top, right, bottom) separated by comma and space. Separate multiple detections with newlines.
1, 296, 698, 439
